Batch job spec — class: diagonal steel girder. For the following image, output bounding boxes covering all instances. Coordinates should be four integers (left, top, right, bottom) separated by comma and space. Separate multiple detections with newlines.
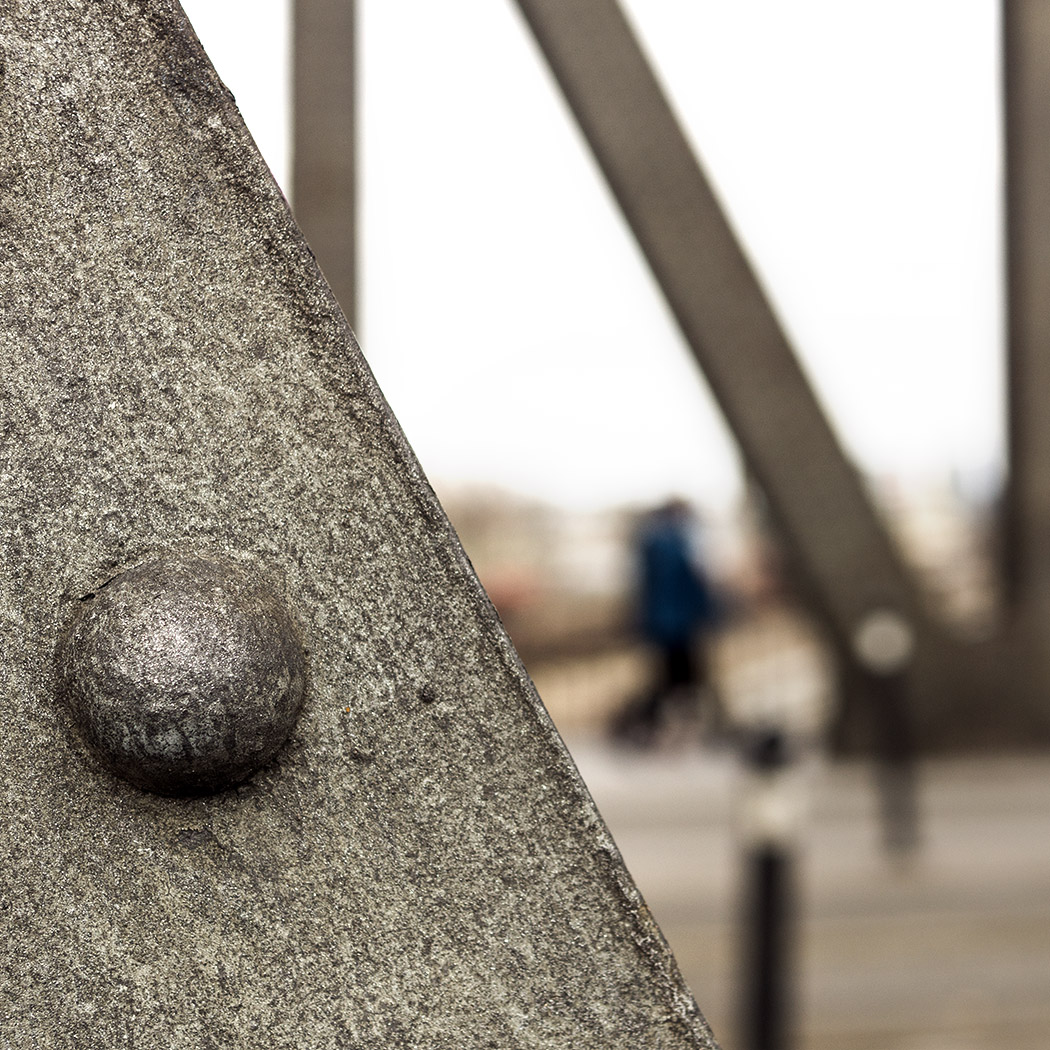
511, 0, 932, 666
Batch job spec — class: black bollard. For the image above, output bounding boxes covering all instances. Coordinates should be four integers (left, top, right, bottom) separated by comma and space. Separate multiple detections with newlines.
739, 728, 796, 1050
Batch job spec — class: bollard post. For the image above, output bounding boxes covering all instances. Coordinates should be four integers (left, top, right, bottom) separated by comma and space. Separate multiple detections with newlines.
720, 617, 831, 1050
738, 728, 799, 1050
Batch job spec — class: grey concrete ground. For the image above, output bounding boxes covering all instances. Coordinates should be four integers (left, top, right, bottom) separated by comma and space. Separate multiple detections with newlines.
566, 740, 1050, 1050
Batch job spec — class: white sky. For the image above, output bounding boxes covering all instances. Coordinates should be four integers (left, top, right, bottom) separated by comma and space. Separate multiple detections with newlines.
181, 1, 1004, 513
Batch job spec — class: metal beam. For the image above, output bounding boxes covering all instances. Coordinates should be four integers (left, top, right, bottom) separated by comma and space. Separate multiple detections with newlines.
292, 0, 357, 322
511, 0, 928, 663
1, 3, 720, 1042
1003, 0, 1050, 611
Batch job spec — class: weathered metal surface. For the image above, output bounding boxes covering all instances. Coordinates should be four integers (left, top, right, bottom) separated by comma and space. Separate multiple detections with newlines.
293, 0, 356, 321
56, 553, 307, 796
0, 2, 716, 1046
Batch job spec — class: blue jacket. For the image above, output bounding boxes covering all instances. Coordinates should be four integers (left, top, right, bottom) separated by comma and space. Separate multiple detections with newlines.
638, 516, 716, 645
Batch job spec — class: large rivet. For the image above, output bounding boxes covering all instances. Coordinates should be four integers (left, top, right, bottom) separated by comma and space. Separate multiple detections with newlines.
56, 553, 307, 797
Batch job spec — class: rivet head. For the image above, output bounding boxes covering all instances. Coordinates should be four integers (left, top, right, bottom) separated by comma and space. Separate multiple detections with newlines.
56, 553, 307, 797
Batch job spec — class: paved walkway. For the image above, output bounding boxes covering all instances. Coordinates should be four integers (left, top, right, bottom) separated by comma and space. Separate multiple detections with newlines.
565, 739, 1050, 1050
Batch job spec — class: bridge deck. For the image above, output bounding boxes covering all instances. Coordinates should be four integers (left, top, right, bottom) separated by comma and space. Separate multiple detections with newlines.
569, 743, 1050, 1050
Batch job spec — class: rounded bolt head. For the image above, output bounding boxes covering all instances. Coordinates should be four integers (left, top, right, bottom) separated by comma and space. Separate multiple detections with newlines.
56, 553, 307, 797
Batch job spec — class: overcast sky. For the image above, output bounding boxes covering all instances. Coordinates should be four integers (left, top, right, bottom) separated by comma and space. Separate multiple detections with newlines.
181, 0, 1003, 512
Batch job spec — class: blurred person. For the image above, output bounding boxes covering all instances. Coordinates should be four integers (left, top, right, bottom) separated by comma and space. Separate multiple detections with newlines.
613, 498, 720, 747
